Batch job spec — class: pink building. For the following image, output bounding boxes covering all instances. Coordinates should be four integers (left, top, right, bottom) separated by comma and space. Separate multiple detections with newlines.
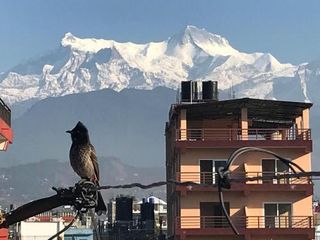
0, 98, 12, 151
166, 96, 314, 240
0, 229, 8, 240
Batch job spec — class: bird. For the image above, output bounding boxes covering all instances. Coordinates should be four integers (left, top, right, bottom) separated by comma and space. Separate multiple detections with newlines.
66, 121, 106, 215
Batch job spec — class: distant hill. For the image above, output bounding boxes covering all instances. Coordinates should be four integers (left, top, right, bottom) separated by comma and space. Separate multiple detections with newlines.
0, 157, 165, 208
1, 87, 176, 168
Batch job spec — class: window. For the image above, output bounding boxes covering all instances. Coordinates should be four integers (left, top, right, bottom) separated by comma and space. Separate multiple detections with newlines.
154, 204, 159, 211
200, 160, 226, 184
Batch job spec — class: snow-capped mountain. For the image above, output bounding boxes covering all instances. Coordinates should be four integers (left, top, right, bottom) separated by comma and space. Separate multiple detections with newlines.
0, 25, 311, 106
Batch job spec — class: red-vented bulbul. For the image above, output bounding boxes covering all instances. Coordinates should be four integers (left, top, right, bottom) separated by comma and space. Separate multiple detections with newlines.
66, 121, 106, 215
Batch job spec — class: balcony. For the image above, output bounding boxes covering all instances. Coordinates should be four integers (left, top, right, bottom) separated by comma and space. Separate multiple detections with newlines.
0, 98, 11, 127
175, 172, 312, 195
176, 216, 314, 238
175, 128, 312, 151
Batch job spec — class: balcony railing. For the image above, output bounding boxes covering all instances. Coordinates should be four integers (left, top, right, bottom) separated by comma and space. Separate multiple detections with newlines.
176, 128, 311, 141
0, 98, 11, 126
176, 216, 313, 229
177, 171, 311, 184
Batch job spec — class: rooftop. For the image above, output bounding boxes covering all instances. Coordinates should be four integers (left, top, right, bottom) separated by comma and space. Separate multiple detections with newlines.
169, 98, 312, 128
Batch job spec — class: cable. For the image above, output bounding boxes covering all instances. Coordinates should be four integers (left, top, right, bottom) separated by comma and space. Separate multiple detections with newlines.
218, 183, 239, 235
98, 181, 168, 190
217, 147, 308, 235
48, 211, 80, 240
95, 171, 320, 191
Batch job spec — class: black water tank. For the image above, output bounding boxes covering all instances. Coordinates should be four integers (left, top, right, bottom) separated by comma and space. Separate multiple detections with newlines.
202, 81, 218, 100
181, 81, 191, 101
191, 81, 198, 101
181, 81, 198, 101
140, 202, 154, 221
116, 197, 133, 221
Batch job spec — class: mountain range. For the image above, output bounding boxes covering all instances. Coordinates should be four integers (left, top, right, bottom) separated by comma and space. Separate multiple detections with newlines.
1, 25, 318, 109
0, 25, 319, 203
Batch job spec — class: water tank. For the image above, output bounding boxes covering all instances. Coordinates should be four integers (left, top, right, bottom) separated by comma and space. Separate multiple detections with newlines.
202, 81, 218, 101
181, 81, 191, 101
181, 81, 198, 102
140, 202, 154, 221
116, 197, 133, 221
191, 81, 198, 101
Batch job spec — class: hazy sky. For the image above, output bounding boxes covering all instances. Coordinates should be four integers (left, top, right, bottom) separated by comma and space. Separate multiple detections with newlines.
1, 0, 320, 72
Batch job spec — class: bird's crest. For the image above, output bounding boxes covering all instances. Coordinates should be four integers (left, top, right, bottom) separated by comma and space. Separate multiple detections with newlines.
67, 121, 90, 144
74, 121, 88, 132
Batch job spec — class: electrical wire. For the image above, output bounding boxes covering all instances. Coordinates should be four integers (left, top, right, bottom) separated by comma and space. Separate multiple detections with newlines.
95, 172, 320, 191
218, 147, 308, 235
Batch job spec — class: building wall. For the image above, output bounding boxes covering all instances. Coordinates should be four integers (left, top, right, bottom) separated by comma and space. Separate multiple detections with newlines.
180, 148, 311, 182
64, 228, 93, 240
18, 221, 64, 240
0, 229, 8, 240
179, 144, 312, 230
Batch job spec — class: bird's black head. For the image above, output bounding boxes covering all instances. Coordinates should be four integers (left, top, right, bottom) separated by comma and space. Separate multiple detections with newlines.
66, 121, 90, 144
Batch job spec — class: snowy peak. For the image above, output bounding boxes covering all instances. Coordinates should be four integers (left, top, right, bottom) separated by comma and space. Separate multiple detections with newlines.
61, 32, 114, 53
253, 53, 291, 72
167, 25, 238, 57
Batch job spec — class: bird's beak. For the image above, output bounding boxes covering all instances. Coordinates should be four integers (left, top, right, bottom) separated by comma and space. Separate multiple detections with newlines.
66, 130, 72, 134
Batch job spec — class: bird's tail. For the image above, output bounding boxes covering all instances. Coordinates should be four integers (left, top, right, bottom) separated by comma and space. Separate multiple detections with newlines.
96, 190, 107, 215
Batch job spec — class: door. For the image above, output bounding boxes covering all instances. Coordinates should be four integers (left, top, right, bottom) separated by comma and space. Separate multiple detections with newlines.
200, 160, 213, 184
200, 160, 226, 184
276, 161, 290, 184
264, 203, 292, 228
200, 202, 230, 228
262, 159, 276, 183
278, 203, 292, 227
213, 160, 227, 184
262, 159, 289, 184
264, 203, 277, 227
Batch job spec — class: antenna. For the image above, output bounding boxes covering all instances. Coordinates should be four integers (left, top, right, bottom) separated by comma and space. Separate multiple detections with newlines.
176, 86, 180, 103
229, 80, 236, 99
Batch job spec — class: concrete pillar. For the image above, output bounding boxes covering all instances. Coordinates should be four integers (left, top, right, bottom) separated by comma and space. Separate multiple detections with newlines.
180, 109, 187, 140
241, 108, 248, 140
295, 115, 302, 137
302, 108, 310, 129
295, 116, 302, 129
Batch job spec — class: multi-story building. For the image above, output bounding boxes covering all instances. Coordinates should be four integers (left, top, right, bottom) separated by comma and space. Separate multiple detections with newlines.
0, 97, 12, 240
166, 81, 314, 240
0, 98, 12, 151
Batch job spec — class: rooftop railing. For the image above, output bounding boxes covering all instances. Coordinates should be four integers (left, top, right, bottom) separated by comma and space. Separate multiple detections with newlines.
0, 98, 11, 126
176, 128, 311, 141
176, 216, 313, 229
176, 171, 312, 185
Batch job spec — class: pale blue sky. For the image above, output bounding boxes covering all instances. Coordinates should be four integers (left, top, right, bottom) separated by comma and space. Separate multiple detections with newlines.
1, 0, 320, 72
